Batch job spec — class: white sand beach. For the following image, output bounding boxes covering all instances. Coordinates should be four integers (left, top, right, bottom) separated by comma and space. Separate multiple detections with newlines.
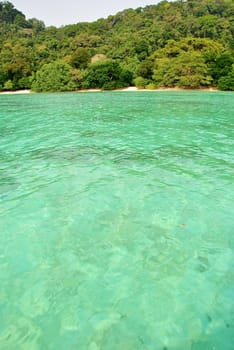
0, 89, 31, 95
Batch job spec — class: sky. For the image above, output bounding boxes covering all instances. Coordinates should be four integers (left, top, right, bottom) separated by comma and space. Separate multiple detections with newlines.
11, 0, 161, 27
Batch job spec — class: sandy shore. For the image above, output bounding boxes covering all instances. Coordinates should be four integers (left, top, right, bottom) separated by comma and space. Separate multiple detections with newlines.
0, 89, 31, 95
78, 86, 219, 92
119, 86, 219, 92
77, 89, 102, 92
0, 87, 219, 94
79, 86, 219, 92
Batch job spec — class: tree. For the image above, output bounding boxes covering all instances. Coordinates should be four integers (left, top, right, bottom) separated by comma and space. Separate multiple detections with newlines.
150, 37, 226, 88
0, 41, 34, 89
205, 52, 234, 83
82, 60, 132, 90
153, 51, 212, 88
3, 79, 13, 90
136, 58, 154, 79
134, 76, 148, 88
0, 1, 25, 24
31, 61, 76, 92
27, 18, 45, 34
218, 65, 234, 90
0, 0, 234, 91
69, 48, 90, 69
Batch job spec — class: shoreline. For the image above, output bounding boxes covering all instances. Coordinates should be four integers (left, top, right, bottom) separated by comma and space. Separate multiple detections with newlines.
0, 89, 31, 95
0, 86, 221, 95
118, 86, 219, 92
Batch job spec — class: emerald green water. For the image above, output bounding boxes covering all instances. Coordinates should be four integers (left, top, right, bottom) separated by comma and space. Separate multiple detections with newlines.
0, 91, 233, 349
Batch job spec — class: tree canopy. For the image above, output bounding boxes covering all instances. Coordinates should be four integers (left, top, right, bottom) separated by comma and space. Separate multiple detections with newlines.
0, 0, 233, 91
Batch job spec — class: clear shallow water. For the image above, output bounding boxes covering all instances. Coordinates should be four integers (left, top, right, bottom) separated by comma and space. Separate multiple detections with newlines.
0, 91, 233, 349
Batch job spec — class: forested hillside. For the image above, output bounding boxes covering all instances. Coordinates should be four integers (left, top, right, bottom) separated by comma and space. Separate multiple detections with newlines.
0, 0, 234, 91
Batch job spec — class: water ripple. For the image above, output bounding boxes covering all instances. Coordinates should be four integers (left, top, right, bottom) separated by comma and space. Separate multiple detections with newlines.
0, 91, 233, 349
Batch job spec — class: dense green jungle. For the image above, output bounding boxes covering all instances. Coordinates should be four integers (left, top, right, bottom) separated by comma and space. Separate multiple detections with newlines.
0, 0, 234, 91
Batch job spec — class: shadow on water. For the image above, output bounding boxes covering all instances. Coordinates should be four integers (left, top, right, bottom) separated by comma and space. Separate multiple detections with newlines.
28, 144, 204, 163
0, 174, 19, 199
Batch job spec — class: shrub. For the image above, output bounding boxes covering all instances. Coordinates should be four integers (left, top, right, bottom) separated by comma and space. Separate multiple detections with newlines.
134, 76, 148, 89
32, 61, 76, 92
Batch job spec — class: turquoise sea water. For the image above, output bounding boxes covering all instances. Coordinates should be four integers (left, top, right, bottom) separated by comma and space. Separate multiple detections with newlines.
0, 91, 233, 349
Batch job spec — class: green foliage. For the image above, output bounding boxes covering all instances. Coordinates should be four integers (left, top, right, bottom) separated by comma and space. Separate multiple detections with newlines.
134, 76, 148, 89
153, 51, 213, 88
0, 1, 25, 24
0, 0, 234, 91
18, 76, 32, 89
3, 79, 13, 90
151, 38, 223, 88
136, 59, 154, 79
82, 60, 132, 90
218, 65, 234, 90
152, 37, 224, 59
205, 52, 234, 83
146, 83, 158, 90
0, 40, 33, 89
69, 48, 90, 69
31, 61, 76, 92
27, 18, 45, 33
0, 68, 7, 87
